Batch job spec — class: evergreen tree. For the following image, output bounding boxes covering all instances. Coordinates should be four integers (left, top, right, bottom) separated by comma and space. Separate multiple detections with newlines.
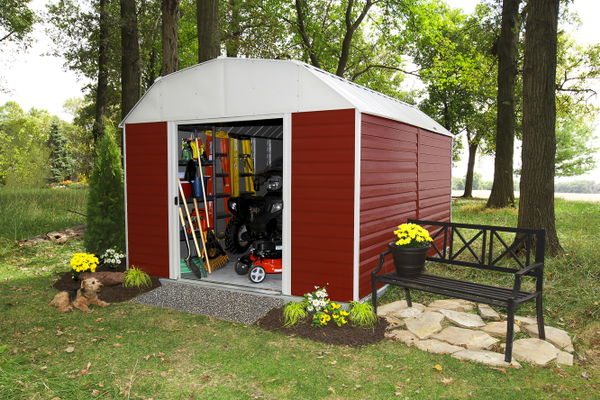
84, 127, 125, 255
47, 118, 74, 183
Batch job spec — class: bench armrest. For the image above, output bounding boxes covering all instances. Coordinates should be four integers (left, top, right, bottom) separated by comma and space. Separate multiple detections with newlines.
371, 250, 392, 276
515, 261, 544, 276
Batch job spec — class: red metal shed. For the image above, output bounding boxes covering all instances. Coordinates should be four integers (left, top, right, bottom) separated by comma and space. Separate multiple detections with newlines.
120, 57, 452, 302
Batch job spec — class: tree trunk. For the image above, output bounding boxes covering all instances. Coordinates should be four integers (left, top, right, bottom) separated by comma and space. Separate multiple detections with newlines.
162, 0, 179, 75
462, 140, 478, 198
226, 0, 241, 57
197, 0, 220, 63
518, 0, 563, 255
487, 0, 520, 208
335, 0, 372, 77
93, 0, 109, 144
121, 0, 141, 121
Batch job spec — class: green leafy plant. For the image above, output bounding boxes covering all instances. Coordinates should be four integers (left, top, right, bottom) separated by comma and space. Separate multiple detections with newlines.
122, 266, 151, 288
70, 252, 99, 280
394, 223, 433, 248
283, 301, 307, 327
349, 301, 377, 328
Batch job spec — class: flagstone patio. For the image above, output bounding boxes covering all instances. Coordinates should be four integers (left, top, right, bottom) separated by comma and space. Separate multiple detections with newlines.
379, 299, 574, 368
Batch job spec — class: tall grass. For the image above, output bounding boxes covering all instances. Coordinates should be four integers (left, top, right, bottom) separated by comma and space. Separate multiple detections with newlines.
0, 188, 88, 242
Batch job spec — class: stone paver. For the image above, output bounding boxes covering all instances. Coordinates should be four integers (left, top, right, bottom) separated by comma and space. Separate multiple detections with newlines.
377, 300, 408, 316
405, 311, 445, 339
522, 325, 574, 353
478, 304, 501, 321
452, 349, 522, 368
439, 309, 486, 328
391, 303, 426, 318
385, 330, 419, 346
415, 339, 465, 354
431, 326, 498, 350
382, 300, 576, 368
384, 315, 405, 330
425, 299, 475, 312
556, 351, 574, 366
512, 338, 559, 366
482, 321, 521, 337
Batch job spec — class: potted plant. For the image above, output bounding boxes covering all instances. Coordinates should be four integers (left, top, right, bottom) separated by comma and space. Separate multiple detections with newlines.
388, 223, 433, 278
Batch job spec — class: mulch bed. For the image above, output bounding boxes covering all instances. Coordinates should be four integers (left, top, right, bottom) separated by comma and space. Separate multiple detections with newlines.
53, 264, 386, 347
52, 263, 162, 303
255, 306, 389, 347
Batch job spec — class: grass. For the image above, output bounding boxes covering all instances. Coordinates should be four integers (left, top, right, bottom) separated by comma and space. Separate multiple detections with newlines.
1, 189, 599, 399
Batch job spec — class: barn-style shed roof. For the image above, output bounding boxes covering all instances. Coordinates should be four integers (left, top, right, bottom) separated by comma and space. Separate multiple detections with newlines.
121, 57, 452, 137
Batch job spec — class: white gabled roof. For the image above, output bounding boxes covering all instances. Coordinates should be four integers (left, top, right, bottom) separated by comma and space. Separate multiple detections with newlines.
121, 57, 452, 137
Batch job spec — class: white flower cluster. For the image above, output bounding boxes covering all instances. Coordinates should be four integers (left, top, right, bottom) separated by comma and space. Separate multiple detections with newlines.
305, 286, 329, 312
101, 248, 125, 268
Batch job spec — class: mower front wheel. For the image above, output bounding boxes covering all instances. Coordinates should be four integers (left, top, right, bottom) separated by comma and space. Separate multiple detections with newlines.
224, 217, 251, 254
248, 264, 266, 283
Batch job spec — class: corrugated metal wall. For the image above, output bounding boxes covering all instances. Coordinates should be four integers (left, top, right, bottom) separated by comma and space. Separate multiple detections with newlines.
291, 109, 356, 301
359, 114, 452, 298
124, 122, 170, 277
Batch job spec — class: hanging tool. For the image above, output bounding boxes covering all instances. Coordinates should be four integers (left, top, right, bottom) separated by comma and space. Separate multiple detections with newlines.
195, 137, 229, 269
178, 179, 212, 274
178, 207, 206, 278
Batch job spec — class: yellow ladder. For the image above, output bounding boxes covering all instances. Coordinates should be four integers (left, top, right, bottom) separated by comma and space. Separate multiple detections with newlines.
231, 137, 255, 196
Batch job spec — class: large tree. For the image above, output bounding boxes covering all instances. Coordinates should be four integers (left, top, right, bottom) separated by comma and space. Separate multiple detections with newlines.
93, 0, 110, 143
518, 0, 563, 254
487, 0, 521, 208
121, 0, 141, 120
162, 0, 179, 75
197, 0, 220, 62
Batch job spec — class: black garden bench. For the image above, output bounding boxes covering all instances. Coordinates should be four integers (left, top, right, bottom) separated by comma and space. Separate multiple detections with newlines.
371, 219, 546, 363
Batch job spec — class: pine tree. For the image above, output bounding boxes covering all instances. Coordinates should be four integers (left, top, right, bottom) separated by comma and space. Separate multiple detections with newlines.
47, 118, 74, 183
84, 127, 125, 255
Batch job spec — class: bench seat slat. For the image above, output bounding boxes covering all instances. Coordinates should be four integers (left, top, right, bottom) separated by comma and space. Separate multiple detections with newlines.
376, 272, 539, 306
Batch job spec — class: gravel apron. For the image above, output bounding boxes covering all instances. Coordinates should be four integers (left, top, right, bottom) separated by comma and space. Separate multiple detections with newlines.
131, 282, 285, 325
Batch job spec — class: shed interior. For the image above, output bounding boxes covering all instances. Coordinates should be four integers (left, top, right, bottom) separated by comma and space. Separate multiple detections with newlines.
176, 118, 284, 292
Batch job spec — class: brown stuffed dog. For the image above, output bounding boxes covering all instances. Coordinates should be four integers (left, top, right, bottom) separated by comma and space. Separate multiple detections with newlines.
49, 278, 109, 312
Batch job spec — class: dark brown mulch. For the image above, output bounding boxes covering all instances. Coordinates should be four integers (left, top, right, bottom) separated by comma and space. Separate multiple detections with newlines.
52, 263, 162, 303
256, 306, 388, 348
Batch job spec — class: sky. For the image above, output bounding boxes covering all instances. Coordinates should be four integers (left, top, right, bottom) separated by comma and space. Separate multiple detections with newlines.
1, 0, 599, 181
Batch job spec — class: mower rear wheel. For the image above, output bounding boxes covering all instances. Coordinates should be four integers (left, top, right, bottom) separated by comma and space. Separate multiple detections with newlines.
224, 217, 251, 254
248, 264, 266, 283
234, 257, 251, 275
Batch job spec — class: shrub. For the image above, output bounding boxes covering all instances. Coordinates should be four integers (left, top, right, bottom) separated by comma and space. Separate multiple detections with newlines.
84, 127, 125, 254
348, 301, 377, 328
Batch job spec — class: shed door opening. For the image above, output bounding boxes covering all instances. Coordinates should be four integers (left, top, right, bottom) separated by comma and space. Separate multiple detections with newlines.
176, 119, 284, 292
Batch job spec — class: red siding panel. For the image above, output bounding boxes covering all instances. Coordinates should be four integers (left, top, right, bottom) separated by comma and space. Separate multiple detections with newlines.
359, 114, 452, 298
291, 109, 356, 301
124, 122, 170, 278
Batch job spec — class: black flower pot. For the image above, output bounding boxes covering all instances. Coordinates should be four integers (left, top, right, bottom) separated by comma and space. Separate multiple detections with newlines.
388, 242, 431, 278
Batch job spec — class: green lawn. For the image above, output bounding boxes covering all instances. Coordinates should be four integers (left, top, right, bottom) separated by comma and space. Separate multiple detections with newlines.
1, 188, 599, 399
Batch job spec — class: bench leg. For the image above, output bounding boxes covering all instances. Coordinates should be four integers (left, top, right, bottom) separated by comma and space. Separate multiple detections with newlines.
505, 300, 515, 363
371, 280, 378, 315
404, 288, 412, 307
536, 294, 546, 340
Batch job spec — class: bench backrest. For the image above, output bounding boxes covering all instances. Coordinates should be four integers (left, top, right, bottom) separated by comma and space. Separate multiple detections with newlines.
407, 219, 546, 274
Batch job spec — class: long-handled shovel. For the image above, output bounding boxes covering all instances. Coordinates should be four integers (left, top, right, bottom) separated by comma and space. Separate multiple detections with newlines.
178, 207, 205, 278
194, 138, 229, 269
178, 179, 212, 274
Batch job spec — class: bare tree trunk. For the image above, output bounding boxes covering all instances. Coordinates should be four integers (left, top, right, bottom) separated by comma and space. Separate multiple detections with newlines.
518, 0, 563, 255
93, 0, 109, 143
197, 0, 220, 63
162, 0, 179, 75
121, 0, 141, 120
462, 140, 478, 198
487, 0, 520, 208
226, 0, 241, 57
